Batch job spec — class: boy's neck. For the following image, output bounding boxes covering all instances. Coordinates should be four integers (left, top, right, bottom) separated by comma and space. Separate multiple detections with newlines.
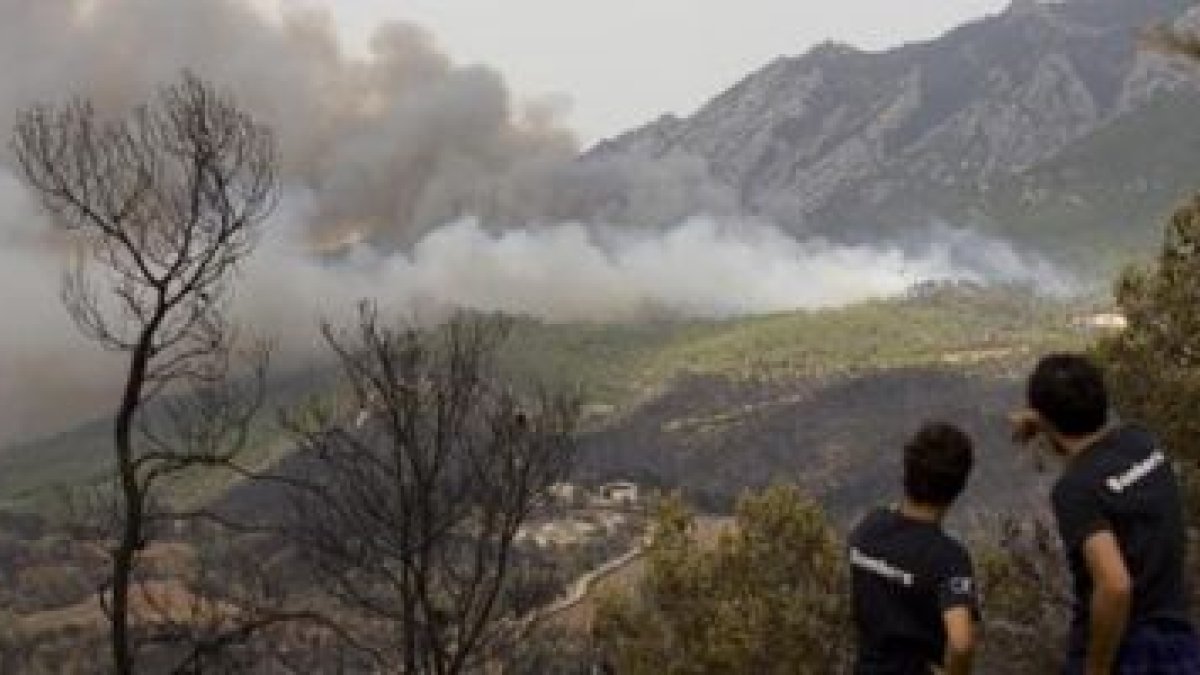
899, 499, 946, 524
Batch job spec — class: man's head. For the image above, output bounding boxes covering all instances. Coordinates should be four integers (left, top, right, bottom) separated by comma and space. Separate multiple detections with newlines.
1027, 353, 1109, 439
904, 422, 974, 508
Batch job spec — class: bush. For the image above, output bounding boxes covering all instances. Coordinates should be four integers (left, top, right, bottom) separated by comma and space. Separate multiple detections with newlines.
594, 485, 851, 674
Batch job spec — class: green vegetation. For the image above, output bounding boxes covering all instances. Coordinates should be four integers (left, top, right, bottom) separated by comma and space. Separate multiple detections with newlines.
973, 517, 1070, 674
594, 486, 851, 674
0, 417, 293, 518
503, 285, 1084, 419
0, 285, 1086, 512
583, 184, 1200, 670
592, 487, 1073, 674
0, 420, 114, 514
0, 369, 335, 515
1099, 193, 1200, 469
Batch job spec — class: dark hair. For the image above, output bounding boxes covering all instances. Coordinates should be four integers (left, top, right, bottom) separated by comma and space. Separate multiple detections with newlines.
1027, 353, 1108, 436
904, 422, 973, 507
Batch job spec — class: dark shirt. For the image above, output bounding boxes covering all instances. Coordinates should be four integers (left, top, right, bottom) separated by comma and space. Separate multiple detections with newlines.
849, 507, 978, 675
1051, 424, 1190, 656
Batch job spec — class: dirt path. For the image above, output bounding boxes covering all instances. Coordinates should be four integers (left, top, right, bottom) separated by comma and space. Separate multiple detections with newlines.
520, 515, 735, 635
519, 543, 647, 634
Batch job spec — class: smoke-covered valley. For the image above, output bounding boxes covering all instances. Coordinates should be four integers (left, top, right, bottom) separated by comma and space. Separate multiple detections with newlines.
0, 0, 1072, 444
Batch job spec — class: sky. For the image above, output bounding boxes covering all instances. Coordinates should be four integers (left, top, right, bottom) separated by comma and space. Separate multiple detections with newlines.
286, 0, 1010, 143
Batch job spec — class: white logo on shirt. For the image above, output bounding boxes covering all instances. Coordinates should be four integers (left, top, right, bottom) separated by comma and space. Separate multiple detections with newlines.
1106, 450, 1166, 493
850, 547, 915, 587
950, 577, 973, 596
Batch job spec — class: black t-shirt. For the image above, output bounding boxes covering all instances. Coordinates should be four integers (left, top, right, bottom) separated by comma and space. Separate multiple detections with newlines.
849, 507, 978, 675
1051, 424, 1190, 655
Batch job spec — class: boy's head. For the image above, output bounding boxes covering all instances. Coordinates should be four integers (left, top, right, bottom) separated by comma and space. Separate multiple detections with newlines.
904, 422, 974, 507
1027, 353, 1108, 438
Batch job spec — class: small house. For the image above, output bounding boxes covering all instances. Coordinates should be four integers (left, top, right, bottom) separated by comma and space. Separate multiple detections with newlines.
599, 482, 639, 506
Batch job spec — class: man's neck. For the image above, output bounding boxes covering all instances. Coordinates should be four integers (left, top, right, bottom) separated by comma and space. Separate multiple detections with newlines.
899, 499, 945, 524
1055, 422, 1115, 460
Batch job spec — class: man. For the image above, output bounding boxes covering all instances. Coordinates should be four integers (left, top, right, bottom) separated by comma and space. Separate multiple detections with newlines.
1013, 353, 1200, 674
850, 422, 978, 675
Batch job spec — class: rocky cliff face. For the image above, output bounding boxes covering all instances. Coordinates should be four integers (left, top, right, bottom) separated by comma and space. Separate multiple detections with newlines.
592, 0, 1199, 247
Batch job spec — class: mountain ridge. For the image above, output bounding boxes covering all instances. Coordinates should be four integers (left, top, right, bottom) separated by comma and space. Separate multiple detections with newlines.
592, 0, 1200, 263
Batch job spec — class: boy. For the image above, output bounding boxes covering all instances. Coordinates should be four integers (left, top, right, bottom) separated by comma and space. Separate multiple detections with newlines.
849, 422, 978, 674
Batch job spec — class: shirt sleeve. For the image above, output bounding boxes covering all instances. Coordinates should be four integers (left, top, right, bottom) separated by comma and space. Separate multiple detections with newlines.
1051, 478, 1109, 552
935, 543, 978, 614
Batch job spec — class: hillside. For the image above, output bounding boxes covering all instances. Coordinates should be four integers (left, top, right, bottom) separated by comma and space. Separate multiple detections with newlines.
576, 367, 1049, 519
501, 285, 1080, 413
592, 0, 1200, 268
0, 368, 336, 515
0, 287, 1086, 515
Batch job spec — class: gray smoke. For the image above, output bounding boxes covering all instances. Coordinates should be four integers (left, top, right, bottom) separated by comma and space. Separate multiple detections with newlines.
0, 0, 1071, 444
0, 0, 744, 239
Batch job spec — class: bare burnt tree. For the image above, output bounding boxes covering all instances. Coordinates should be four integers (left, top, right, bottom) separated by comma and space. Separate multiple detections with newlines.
286, 303, 577, 674
11, 72, 277, 674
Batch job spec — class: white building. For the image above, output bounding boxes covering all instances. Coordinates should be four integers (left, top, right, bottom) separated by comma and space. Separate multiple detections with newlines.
1071, 313, 1128, 331
547, 482, 580, 502
598, 482, 639, 506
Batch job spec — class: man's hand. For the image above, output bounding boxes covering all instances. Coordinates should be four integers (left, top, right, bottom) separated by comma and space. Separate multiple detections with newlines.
1009, 408, 1043, 445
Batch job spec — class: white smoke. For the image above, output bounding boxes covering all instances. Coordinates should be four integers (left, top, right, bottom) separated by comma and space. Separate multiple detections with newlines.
0, 169, 126, 443
236, 213, 1070, 332
908, 223, 1076, 296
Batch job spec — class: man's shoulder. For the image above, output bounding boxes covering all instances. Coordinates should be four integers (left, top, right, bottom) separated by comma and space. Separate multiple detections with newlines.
1052, 428, 1135, 494
1114, 421, 1159, 443
1106, 423, 1162, 459
849, 506, 892, 542
1060, 425, 1172, 498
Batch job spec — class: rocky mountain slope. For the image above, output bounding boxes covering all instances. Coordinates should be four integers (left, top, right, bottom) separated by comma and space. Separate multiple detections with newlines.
593, 0, 1200, 263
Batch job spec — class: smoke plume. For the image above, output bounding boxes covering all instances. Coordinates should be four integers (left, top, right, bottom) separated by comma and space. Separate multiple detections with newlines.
241, 216, 1068, 329
0, 0, 1069, 444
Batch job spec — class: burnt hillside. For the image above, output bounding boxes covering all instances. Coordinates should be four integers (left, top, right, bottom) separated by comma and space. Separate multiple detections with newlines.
576, 367, 1054, 522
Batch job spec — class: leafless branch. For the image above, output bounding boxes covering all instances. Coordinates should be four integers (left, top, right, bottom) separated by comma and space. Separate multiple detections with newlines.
11, 71, 277, 674
282, 303, 577, 673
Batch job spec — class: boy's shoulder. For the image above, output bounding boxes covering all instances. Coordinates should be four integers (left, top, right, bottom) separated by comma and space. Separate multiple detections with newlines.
850, 507, 967, 555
